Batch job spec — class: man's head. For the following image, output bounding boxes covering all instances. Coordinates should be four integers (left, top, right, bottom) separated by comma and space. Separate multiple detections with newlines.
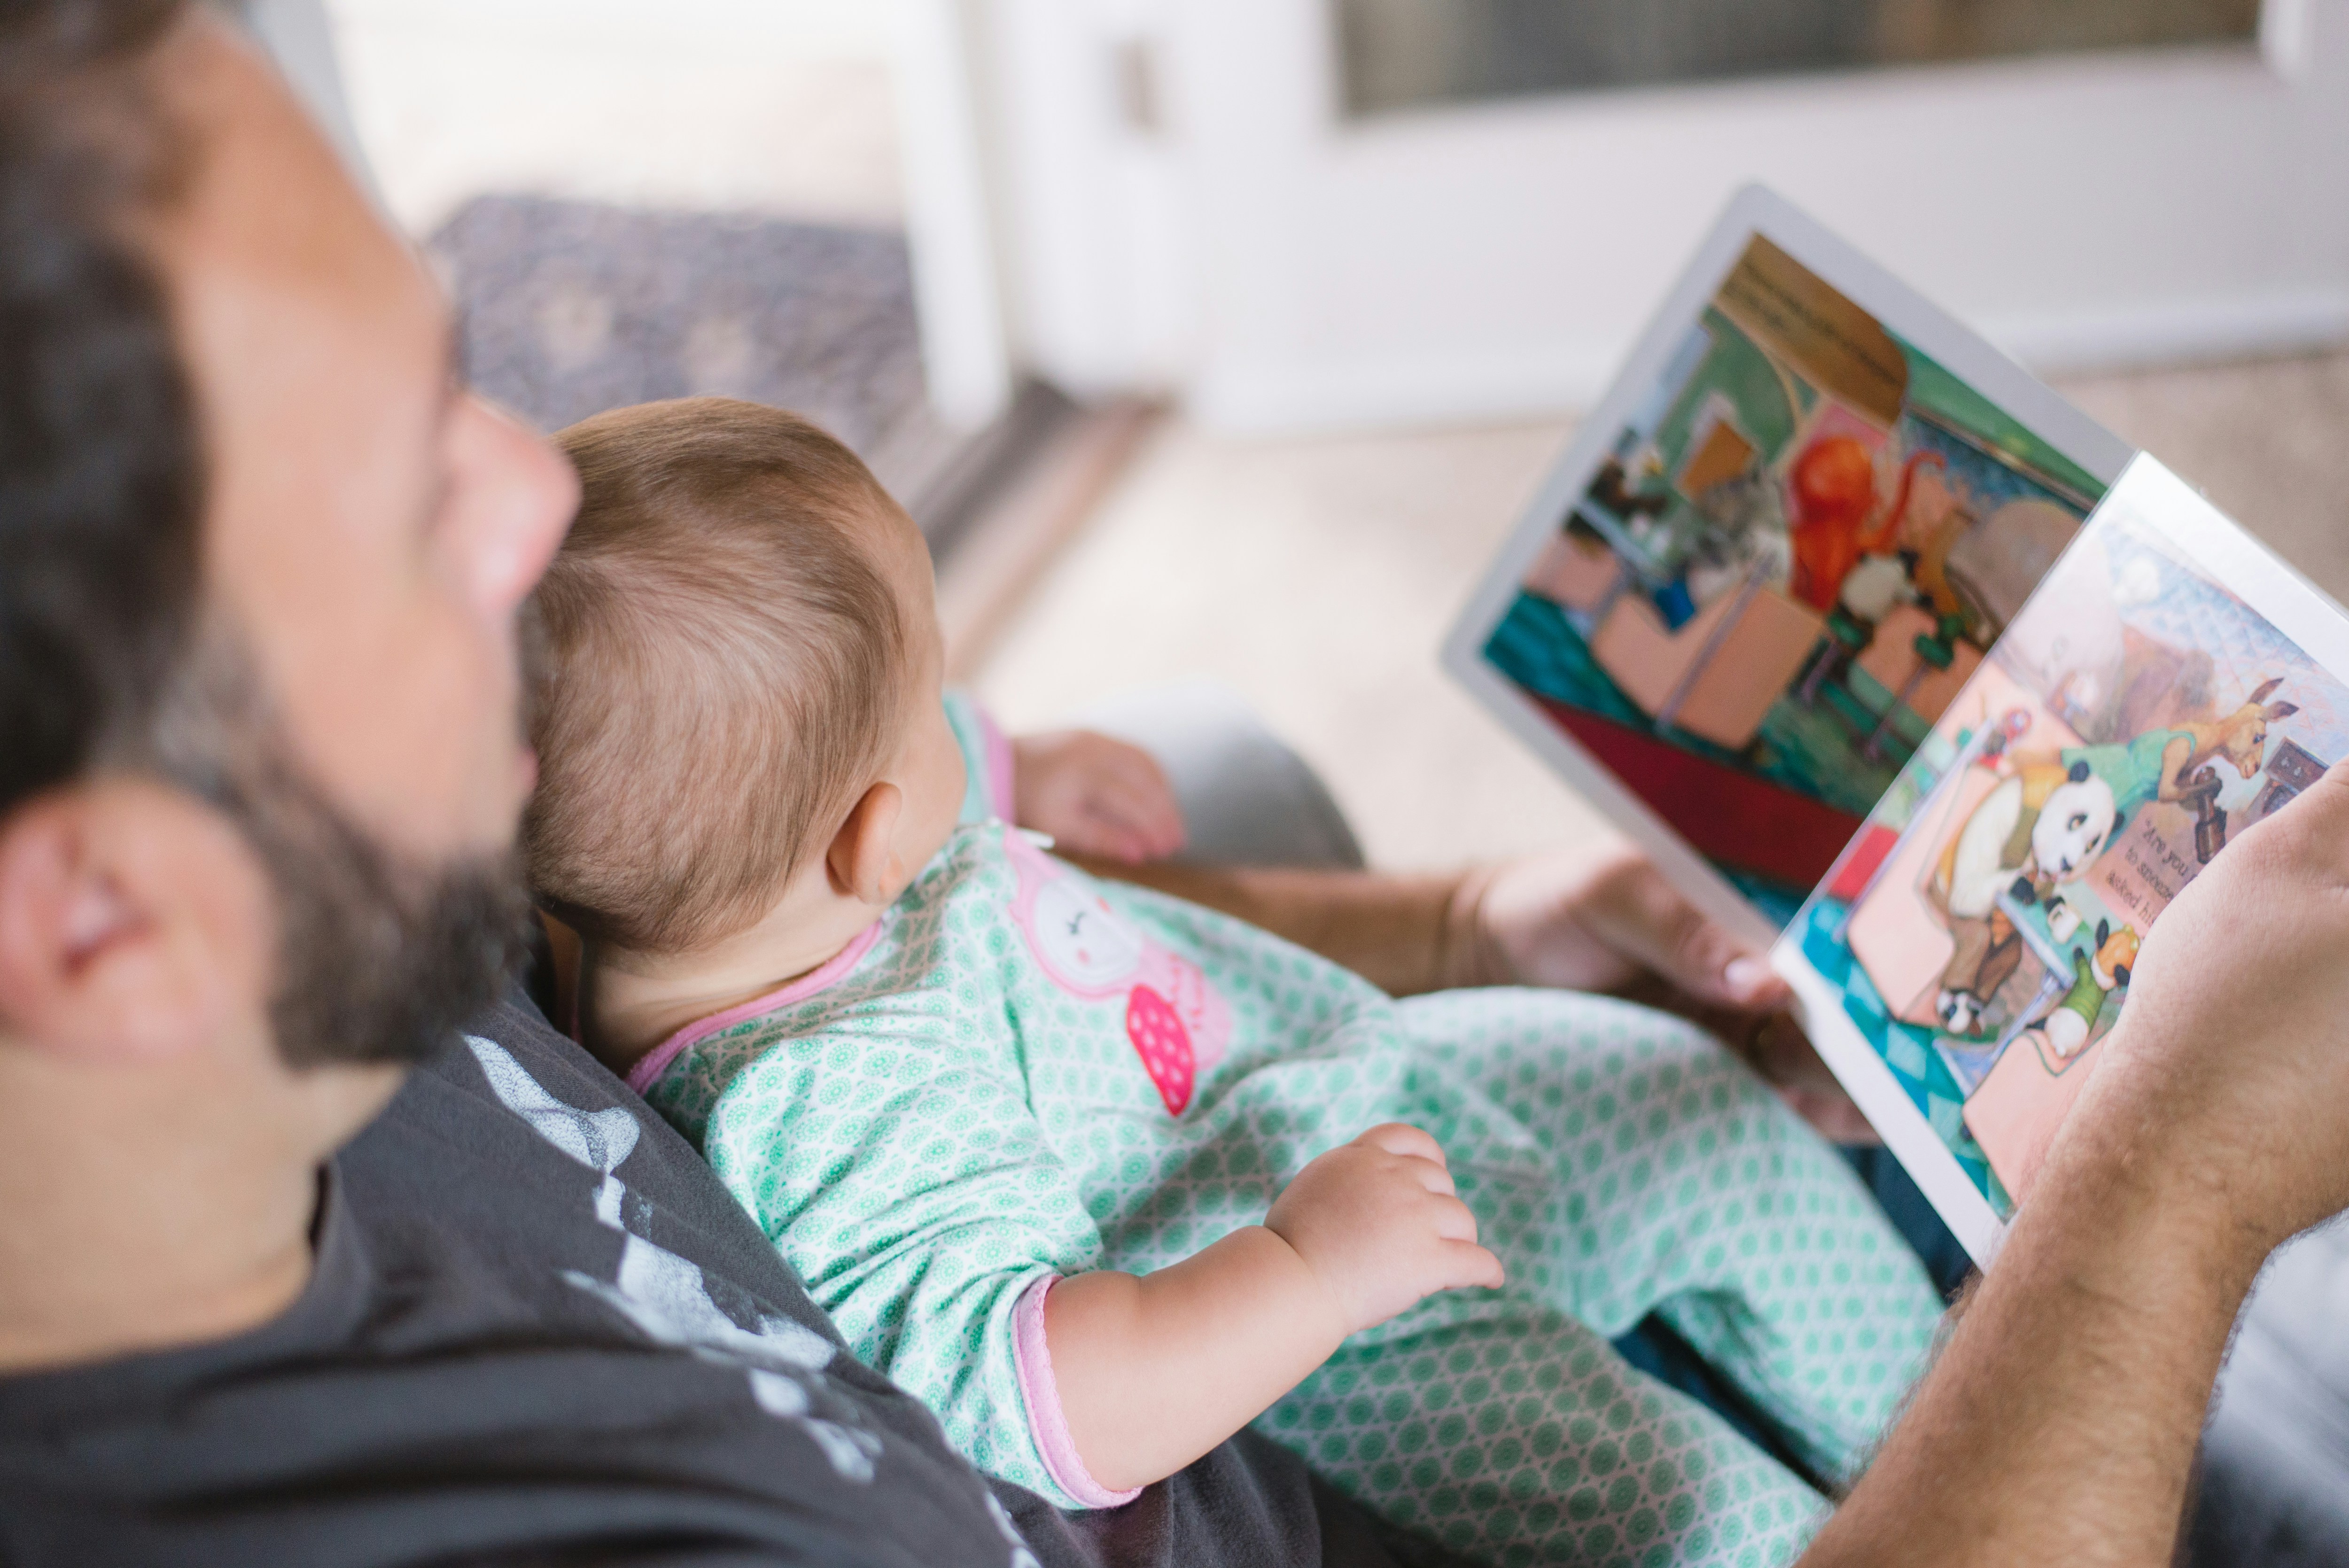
526, 398, 962, 974
0, 4, 576, 1162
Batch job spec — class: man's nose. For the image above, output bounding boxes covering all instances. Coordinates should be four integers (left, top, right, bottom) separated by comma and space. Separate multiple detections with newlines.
452, 395, 578, 620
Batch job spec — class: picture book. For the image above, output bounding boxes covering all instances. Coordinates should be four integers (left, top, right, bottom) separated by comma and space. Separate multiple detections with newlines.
1779, 457, 2349, 1259
1444, 187, 2348, 1261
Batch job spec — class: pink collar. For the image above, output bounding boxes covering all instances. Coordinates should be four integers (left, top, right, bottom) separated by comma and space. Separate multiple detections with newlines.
624, 922, 884, 1095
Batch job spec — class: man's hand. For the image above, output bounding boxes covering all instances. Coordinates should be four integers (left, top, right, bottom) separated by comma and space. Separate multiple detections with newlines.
1265, 1124, 1504, 1335
1803, 764, 2349, 1568
1011, 730, 1186, 865
1447, 845, 1875, 1142
2089, 760, 2349, 1250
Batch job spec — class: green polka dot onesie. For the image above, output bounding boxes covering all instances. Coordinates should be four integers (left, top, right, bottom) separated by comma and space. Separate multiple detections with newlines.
633, 695, 1941, 1567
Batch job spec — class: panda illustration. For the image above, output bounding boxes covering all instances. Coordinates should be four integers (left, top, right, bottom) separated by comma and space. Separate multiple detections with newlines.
1931, 760, 2119, 1036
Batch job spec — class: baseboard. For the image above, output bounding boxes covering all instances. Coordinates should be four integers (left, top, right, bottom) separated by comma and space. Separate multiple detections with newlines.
1989, 287, 2349, 376
1186, 287, 2349, 437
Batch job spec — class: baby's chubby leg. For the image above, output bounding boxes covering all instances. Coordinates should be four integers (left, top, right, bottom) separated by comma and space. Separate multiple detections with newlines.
1263, 1306, 1830, 1568
1395, 987, 1942, 1487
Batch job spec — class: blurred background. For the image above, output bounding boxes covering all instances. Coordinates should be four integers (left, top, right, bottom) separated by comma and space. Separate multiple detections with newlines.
247, 4, 2345, 1560
252, 0, 2348, 877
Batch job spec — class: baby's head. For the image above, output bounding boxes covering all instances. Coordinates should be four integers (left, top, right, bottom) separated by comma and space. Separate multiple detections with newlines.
525, 397, 965, 976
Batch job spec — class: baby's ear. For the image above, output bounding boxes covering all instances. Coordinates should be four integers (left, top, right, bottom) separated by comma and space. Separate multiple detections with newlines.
827, 782, 905, 907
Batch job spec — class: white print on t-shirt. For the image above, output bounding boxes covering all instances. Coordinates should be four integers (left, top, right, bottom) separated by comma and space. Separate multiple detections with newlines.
464, 1035, 883, 1482
985, 1494, 1046, 1568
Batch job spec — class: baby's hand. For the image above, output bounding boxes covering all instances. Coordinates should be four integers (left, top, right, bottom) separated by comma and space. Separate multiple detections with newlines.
1011, 729, 1186, 864
1265, 1124, 1504, 1336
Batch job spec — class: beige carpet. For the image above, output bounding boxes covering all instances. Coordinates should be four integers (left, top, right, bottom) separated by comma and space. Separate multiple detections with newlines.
969, 349, 2349, 872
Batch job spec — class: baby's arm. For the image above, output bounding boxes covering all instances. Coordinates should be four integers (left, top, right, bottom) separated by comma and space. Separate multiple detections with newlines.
1042, 1123, 1503, 1494
1011, 729, 1186, 864
944, 690, 1183, 862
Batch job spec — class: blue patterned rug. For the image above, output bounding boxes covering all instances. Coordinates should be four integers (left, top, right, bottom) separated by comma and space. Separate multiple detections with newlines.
431, 194, 936, 492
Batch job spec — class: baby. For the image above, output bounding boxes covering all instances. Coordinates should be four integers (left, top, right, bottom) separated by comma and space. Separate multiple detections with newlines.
526, 398, 1941, 1568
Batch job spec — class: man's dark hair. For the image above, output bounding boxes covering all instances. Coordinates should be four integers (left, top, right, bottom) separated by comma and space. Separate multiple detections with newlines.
0, 0, 201, 811
0, 1, 534, 1066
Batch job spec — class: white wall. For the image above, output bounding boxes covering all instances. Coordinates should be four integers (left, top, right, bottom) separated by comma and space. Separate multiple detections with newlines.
980, 0, 2349, 435
977, 0, 1200, 398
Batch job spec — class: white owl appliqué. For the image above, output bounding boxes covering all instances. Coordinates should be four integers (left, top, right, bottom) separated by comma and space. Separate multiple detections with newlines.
1003, 829, 1230, 1115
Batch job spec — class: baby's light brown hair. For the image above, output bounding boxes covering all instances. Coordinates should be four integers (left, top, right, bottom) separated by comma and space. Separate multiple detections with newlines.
525, 397, 909, 955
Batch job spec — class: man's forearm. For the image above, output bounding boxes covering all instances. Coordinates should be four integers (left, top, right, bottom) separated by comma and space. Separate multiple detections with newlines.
1068, 857, 1478, 997
1803, 1068, 2265, 1567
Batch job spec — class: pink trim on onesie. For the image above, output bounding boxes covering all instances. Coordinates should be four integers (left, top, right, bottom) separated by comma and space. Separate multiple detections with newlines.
976, 702, 1017, 821
1011, 1273, 1141, 1508
625, 922, 884, 1095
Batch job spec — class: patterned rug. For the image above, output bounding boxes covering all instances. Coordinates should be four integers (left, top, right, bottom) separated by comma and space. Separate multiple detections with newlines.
430, 194, 954, 509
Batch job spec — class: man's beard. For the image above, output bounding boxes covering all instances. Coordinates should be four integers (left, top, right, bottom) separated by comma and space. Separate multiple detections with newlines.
148, 630, 534, 1069
238, 751, 532, 1069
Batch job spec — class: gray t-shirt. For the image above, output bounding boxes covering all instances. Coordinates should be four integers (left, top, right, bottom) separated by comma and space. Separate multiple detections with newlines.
0, 991, 1461, 1568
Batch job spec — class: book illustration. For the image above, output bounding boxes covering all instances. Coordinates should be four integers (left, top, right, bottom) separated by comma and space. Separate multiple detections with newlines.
1478, 233, 2105, 925
1789, 501, 2347, 1217
1441, 194, 2303, 1258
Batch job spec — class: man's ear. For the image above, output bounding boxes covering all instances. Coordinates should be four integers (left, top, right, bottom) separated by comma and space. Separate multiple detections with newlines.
0, 782, 269, 1066
824, 782, 905, 908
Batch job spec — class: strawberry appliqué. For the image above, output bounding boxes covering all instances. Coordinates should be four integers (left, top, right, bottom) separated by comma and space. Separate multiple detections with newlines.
1124, 986, 1193, 1115
1005, 828, 1229, 1117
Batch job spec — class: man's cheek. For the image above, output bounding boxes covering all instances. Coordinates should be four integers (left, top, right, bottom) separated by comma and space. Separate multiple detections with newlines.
333, 608, 507, 855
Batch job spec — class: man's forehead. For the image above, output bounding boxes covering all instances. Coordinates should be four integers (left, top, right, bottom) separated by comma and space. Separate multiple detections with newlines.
145, 12, 459, 655
156, 16, 442, 371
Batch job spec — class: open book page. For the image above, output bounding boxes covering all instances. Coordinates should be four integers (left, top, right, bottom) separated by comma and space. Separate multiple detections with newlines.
1778, 456, 2349, 1263
1446, 187, 2128, 949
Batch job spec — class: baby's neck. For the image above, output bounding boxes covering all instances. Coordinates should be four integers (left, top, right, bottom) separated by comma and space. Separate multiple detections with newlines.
578, 905, 876, 1076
